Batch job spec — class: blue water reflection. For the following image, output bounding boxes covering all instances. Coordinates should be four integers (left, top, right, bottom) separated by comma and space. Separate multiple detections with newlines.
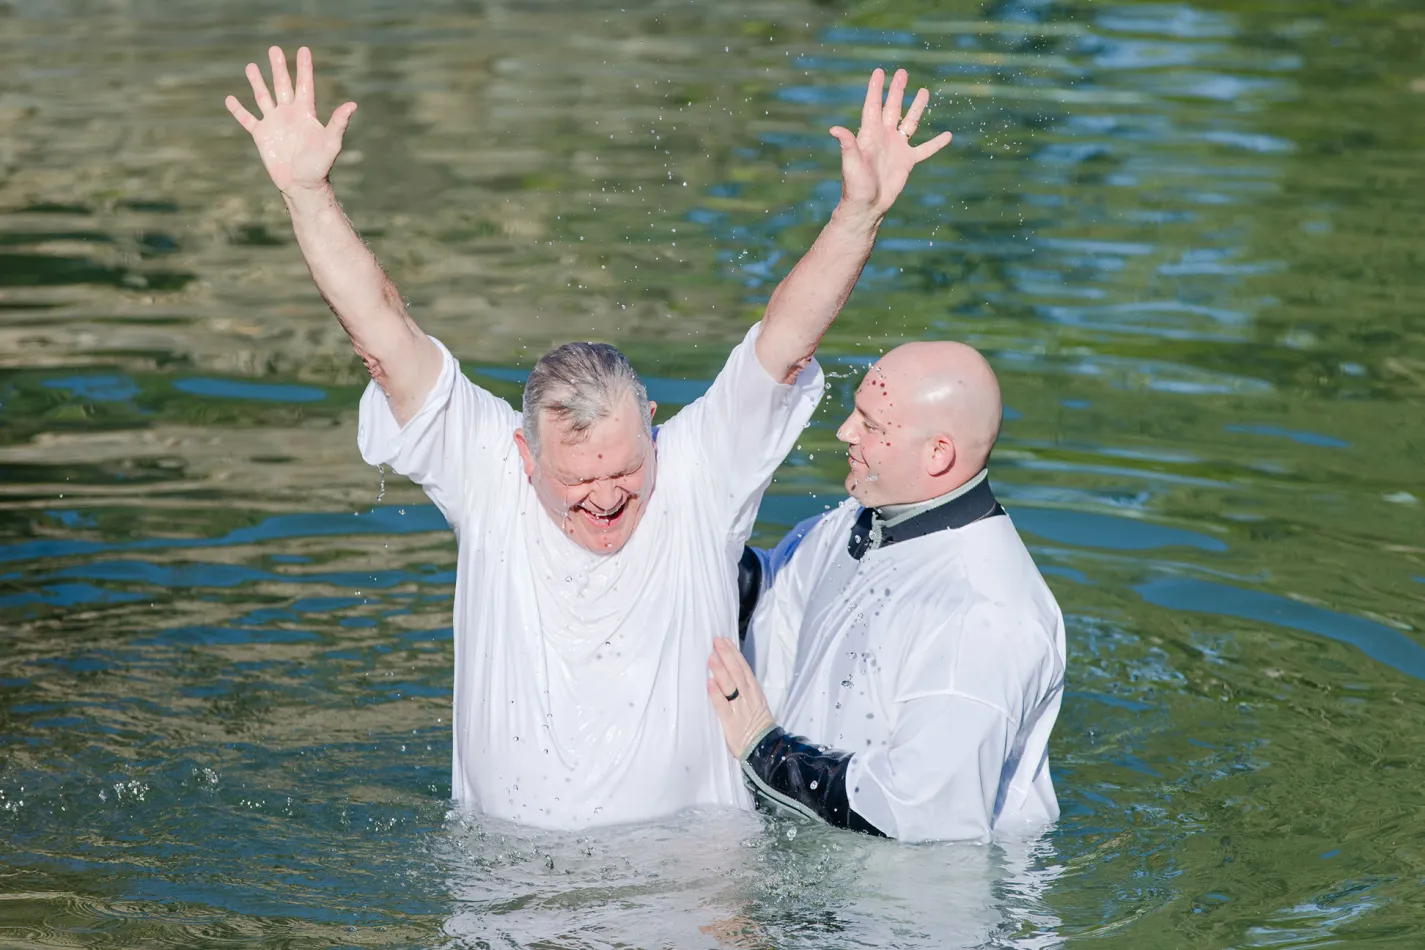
1136, 577, 1425, 681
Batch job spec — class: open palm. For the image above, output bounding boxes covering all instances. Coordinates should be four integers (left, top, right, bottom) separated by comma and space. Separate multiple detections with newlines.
225, 46, 357, 194
831, 68, 953, 217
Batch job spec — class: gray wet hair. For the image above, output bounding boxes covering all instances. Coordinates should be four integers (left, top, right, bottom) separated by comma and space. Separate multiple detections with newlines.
521, 342, 651, 456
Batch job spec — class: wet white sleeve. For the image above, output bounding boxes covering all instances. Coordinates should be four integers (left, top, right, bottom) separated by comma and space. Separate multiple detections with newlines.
660, 322, 823, 536
846, 694, 1014, 844
356, 337, 521, 528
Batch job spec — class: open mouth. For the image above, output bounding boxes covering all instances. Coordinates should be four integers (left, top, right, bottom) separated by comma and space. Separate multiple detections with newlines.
576, 499, 629, 530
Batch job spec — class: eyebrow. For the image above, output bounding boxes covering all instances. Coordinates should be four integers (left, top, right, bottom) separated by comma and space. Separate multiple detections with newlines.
557, 457, 644, 485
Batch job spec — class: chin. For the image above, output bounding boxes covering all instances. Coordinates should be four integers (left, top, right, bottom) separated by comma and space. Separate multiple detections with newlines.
571, 530, 634, 554
569, 504, 641, 553
845, 469, 873, 506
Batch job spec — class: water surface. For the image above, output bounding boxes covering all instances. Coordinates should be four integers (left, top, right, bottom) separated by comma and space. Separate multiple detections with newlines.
2, 0, 1424, 946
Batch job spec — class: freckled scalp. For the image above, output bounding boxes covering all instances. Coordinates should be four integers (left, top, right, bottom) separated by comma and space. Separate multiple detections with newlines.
873, 341, 1002, 468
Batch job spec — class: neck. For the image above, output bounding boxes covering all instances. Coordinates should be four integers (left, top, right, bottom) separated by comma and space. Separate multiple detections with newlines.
876, 468, 988, 525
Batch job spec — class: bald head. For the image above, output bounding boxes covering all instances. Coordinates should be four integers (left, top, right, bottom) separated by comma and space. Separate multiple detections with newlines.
877, 341, 1002, 470
836, 340, 1003, 507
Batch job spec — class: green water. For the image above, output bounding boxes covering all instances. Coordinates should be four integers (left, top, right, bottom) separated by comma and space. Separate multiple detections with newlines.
2, 0, 1423, 946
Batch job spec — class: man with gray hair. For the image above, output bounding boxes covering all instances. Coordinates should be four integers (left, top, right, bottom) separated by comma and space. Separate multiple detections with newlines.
226, 46, 952, 829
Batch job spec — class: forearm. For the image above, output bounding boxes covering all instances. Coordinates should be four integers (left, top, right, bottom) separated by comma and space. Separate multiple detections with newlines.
740, 726, 887, 836
284, 185, 440, 421
754, 204, 880, 382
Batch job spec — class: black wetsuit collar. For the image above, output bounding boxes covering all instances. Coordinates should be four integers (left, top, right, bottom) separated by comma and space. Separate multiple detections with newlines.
848, 476, 1004, 560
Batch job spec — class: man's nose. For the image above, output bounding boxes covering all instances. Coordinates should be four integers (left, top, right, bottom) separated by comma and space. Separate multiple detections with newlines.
836, 415, 858, 444
587, 480, 620, 509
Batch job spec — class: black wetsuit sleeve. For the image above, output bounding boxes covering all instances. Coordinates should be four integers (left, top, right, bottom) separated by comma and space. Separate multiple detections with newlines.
740, 727, 887, 836
737, 546, 762, 643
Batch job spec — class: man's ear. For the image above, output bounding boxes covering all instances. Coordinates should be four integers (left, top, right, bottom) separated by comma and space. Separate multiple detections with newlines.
926, 434, 956, 478
648, 401, 658, 424
514, 429, 536, 478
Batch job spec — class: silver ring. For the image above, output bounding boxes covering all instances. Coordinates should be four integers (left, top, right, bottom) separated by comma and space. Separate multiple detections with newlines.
897, 125, 912, 137
724, 688, 740, 702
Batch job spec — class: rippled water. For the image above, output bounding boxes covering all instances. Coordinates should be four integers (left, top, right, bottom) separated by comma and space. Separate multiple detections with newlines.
2, 0, 1424, 946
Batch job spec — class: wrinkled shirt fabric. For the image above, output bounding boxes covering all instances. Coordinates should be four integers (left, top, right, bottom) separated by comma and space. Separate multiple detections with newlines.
744, 499, 1066, 843
359, 323, 822, 829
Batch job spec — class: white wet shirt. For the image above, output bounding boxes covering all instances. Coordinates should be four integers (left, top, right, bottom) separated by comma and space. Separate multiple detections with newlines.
745, 498, 1066, 843
358, 324, 822, 829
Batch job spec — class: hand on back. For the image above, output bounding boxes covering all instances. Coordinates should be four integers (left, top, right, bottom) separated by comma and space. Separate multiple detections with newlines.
708, 638, 775, 759
225, 46, 358, 196
831, 68, 953, 219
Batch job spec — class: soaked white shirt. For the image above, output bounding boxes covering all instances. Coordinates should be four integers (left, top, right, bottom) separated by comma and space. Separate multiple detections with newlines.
745, 499, 1065, 843
358, 324, 822, 829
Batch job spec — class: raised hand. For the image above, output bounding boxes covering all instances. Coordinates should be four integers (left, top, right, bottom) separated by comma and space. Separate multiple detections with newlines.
225, 46, 358, 195
830, 68, 953, 219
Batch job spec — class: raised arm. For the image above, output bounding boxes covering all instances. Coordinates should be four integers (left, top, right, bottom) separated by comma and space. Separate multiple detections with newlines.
754, 68, 954, 383
225, 46, 440, 424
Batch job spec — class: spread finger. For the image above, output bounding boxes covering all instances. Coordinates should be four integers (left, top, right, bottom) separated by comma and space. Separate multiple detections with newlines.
269, 46, 294, 103
900, 87, 930, 136
245, 63, 275, 115
860, 68, 884, 132
882, 68, 908, 127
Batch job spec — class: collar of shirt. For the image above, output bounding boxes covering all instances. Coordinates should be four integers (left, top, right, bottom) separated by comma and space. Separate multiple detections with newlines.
849, 469, 1002, 560
875, 469, 990, 529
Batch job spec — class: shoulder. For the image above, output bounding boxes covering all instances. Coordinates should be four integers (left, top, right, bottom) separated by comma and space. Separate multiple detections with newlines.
780, 500, 858, 557
794, 499, 858, 547
959, 515, 1062, 638
754, 501, 855, 586
887, 516, 1057, 623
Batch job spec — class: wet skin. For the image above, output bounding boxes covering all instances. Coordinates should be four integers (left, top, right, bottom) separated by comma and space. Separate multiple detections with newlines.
515, 396, 658, 554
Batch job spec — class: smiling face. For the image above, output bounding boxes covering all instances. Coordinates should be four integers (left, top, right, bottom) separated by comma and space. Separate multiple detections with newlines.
515, 393, 657, 554
836, 363, 931, 508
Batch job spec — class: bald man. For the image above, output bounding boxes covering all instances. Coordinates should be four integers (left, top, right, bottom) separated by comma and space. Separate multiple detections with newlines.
707, 342, 1066, 843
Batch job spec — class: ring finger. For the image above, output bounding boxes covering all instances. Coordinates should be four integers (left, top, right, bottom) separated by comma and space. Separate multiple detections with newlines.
708, 652, 739, 701
899, 87, 930, 138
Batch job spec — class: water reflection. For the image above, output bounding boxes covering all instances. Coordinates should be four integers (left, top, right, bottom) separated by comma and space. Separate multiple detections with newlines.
3, 0, 1425, 946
